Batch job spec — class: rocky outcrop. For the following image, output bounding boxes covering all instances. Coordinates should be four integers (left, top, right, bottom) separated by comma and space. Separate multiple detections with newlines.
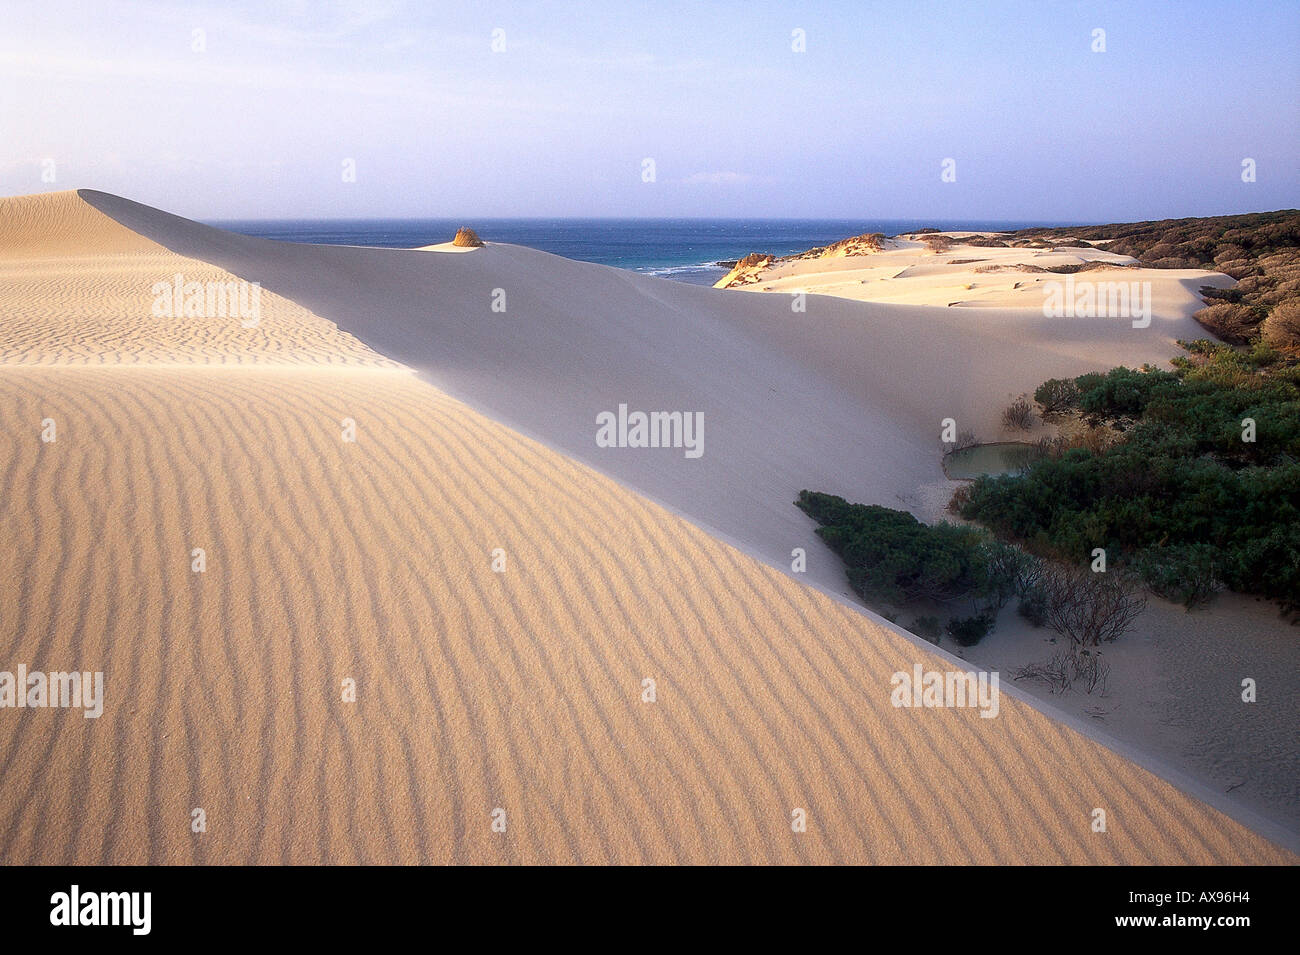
714, 233, 888, 289
452, 227, 484, 248
785, 232, 885, 260
713, 252, 774, 289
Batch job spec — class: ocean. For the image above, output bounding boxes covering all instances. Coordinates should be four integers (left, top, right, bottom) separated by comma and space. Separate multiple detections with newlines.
209, 217, 1067, 287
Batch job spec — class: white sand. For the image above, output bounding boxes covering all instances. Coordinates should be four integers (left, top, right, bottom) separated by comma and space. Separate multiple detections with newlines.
717, 233, 1232, 314
0, 190, 1293, 863
716, 229, 1299, 831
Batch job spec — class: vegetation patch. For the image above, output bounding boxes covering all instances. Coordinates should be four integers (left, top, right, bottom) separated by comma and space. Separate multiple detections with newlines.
956, 341, 1300, 612
794, 491, 1146, 681
1001, 395, 1035, 431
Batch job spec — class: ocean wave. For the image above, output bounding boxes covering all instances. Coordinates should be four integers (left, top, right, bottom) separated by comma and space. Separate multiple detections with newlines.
634, 261, 728, 277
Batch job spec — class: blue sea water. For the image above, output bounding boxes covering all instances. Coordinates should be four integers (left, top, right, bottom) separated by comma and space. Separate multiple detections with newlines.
208, 217, 1066, 286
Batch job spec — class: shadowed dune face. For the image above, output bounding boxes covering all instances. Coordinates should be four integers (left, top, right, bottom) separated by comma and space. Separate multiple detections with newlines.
0, 191, 1294, 864
78, 189, 1216, 600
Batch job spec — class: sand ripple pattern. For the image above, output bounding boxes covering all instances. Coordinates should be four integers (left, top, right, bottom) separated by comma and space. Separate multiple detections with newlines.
0, 192, 1292, 863
0, 364, 1292, 864
0, 254, 399, 368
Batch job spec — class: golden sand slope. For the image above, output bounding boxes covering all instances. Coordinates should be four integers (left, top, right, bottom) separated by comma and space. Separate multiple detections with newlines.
0, 192, 396, 368
0, 255, 398, 367
2, 365, 1293, 864
0, 192, 1293, 863
0, 190, 165, 257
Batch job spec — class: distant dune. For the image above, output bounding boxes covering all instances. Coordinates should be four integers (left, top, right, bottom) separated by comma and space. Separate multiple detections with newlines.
714, 228, 1233, 314
0, 190, 1292, 863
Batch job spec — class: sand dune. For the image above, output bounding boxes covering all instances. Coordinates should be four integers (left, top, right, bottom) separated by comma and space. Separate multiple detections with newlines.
0, 192, 398, 369
78, 189, 1224, 600
0, 190, 164, 257
716, 233, 1233, 314
0, 191, 1294, 863
5, 364, 1289, 864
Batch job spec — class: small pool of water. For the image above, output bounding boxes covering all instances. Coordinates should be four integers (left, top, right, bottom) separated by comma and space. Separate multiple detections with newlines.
944, 442, 1039, 479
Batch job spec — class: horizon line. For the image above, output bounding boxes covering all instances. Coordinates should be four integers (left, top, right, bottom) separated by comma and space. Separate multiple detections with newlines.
198, 209, 1298, 227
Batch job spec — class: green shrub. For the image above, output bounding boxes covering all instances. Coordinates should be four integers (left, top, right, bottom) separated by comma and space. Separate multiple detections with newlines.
794, 492, 989, 605
1018, 589, 1048, 626
1034, 378, 1080, 414
957, 344, 1300, 611
1076, 366, 1178, 417
1002, 395, 1035, 430
946, 613, 995, 646
983, 539, 1034, 610
795, 491, 1061, 646
1134, 544, 1223, 608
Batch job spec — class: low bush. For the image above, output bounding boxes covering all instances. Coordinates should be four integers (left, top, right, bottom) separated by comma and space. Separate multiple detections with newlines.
909, 615, 943, 643
1134, 544, 1223, 609
796, 493, 1052, 644
946, 613, 995, 647
983, 539, 1037, 610
1075, 366, 1178, 417
1037, 565, 1147, 649
452, 226, 484, 248
794, 492, 990, 605
1034, 378, 1081, 415
1012, 648, 1110, 695
1262, 300, 1300, 356
942, 430, 979, 453
1001, 395, 1035, 431
1018, 588, 1048, 626
957, 344, 1300, 611
1193, 303, 1264, 345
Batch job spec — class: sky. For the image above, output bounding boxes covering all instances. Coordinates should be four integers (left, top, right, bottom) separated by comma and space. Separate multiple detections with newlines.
1, 0, 1297, 221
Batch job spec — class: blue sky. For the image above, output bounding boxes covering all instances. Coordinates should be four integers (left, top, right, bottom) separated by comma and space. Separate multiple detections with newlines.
2, 0, 1297, 220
